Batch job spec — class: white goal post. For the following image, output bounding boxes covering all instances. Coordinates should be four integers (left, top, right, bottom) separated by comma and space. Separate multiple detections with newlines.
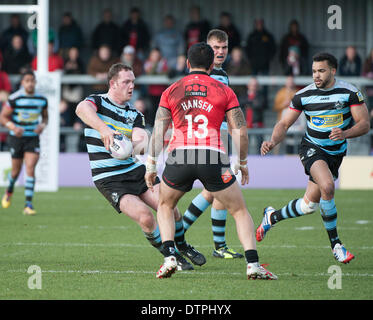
0, 0, 60, 192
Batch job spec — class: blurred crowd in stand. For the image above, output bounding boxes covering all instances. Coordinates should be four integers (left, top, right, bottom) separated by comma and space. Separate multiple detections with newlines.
0, 6, 372, 154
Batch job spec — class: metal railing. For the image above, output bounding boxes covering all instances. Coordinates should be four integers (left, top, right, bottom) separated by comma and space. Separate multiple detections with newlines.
8, 74, 373, 88
2, 74, 373, 155
1, 127, 372, 155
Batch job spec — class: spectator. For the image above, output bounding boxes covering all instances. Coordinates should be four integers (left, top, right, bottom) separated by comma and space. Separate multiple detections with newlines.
226, 46, 251, 99
273, 75, 297, 122
0, 60, 12, 150
339, 46, 362, 76
120, 45, 143, 77
28, 28, 59, 56
279, 19, 309, 75
0, 61, 12, 103
91, 8, 121, 56
167, 54, 188, 78
120, 45, 143, 103
87, 44, 119, 93
144, 48, 168, 126
0, 14, 28, 52
58, 12, 84, 60
283, 45, 306, 76
216, 12, 241, 53
62, 47, 85, 114
2, 35, 32, 74
64, 47, 85, 75
362, 48, 373, 153
240, 77, 267, 152
59, 99, 74, 151
363, 48, 373, 109
153, 14, 184, 70
120, 7, 151, 61
245, 18, 276, 75
31, 42, 64, 72
184, 6, 211, 51
134, 97, 152, 129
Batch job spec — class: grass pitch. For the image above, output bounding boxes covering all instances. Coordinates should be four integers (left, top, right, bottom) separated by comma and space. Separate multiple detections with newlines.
0, 187, 372, 300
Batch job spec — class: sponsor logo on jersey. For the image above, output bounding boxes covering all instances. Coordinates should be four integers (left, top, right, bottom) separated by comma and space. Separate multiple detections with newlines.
310, 114, 343, 128
185, 84, 207, 97
105, 123, 132, 138
357, 91, 364, 102
18, 112, 39, 122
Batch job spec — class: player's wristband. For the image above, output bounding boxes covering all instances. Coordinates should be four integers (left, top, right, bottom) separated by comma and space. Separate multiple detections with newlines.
5, 121, 14, 130
148, 155, 158, 162
239, 158, 247, 167
145, 162, 157, 173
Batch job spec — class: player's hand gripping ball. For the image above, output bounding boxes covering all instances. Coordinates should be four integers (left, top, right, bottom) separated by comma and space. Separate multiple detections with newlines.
109, 134, 133, 160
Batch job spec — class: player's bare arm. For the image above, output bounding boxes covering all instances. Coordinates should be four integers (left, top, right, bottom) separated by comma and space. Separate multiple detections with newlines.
76, 100, 118, 150
145, 106, 172, 190
329, 103, 370, 141
261, 108, 301, 155
226, 107, 249, 185
132, 127, 149, 155
0, 103, 24, 137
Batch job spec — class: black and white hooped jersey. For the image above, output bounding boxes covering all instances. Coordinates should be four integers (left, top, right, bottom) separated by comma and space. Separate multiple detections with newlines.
5, 88, 48, 137
83, 94, 145, 182
210, 67, 229, 86
290, 79, 365, 156
210, 67, 230, 130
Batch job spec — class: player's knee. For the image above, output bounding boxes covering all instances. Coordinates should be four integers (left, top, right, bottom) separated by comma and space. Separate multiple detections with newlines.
201, 189, 213, 203
300, 198, 319, 215
319, 183, 335, 199
138, 211, 156, 231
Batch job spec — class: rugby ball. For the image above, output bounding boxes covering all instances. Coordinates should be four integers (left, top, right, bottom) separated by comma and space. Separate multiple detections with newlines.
109, 134, 133, 160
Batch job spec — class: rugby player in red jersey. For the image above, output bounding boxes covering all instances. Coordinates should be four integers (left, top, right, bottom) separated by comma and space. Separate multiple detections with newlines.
145, 42, 277, 280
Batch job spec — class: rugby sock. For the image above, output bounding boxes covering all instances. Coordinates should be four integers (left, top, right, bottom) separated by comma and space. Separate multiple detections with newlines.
211, 208, 227, 250
183, 193, 211, 231
270, 199, 306, 225
319, 198, 341, 249
143, 225, 162, 252
245, 249, 259, 263
7, 172, 18, 193
174, 219, 187, 249
24, 176, 35, 206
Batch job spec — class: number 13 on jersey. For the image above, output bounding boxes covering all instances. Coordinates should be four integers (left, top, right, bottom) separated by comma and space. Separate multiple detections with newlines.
185, 114, 208, 139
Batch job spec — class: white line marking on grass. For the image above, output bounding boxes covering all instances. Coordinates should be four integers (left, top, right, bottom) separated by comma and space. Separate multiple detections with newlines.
295, 226, 315, 230
5, 269, 373, 278
1, 242, 373, 250
356, 220, 370, 225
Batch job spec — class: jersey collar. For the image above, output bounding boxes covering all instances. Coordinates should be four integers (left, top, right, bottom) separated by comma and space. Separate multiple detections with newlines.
189, 71, 209, 76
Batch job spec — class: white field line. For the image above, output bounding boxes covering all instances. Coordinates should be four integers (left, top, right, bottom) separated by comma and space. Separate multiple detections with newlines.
1, 242, 373, 250
5, 268, 373, 278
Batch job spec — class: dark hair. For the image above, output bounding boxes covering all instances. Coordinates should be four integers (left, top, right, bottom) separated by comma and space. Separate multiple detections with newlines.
107, 63, 133, 86
187, 42, 214, 70
207, 29, 228, 42
312, 52, 338, 70
20, 69, 35, 81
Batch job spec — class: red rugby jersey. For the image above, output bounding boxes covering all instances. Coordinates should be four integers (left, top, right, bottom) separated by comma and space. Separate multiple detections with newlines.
159, 71, 239, 152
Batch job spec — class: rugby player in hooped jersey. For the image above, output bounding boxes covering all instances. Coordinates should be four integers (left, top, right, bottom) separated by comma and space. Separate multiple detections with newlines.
75, 63, 206, 271
145, 42, 277, 280
258, 52, 370, 264
0, 70, 48, 215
